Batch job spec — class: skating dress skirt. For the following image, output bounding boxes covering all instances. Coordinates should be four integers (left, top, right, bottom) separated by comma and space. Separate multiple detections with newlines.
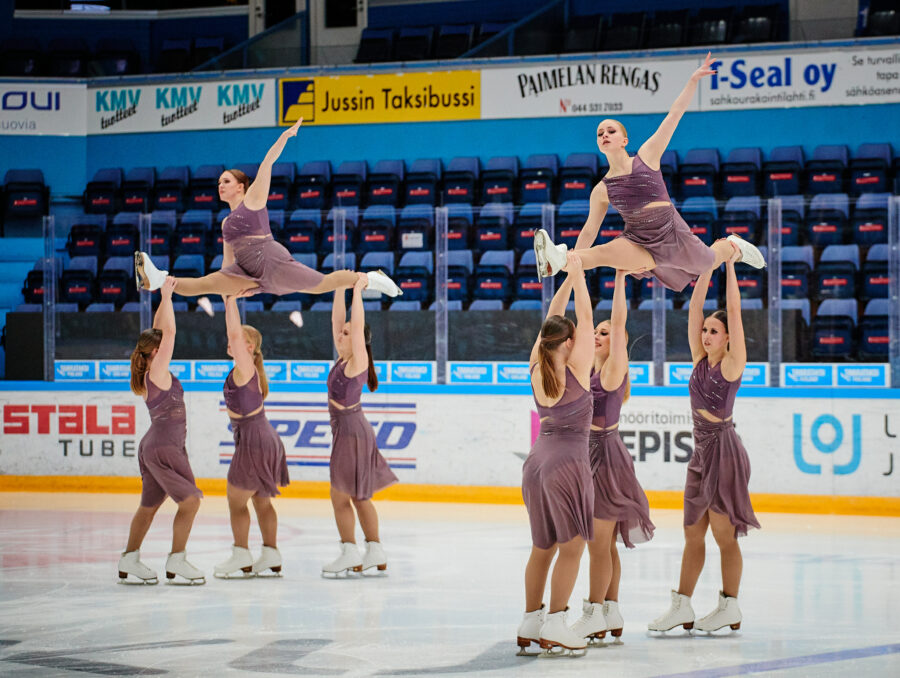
138, 374, 202, 507
603, 154, 715, 292
327, 360, 398, 501
522, 366, 594, 549
224, 369, 290, 496
589, 369, 655, 547
218, 202, 325, 295
685, 357, 760, 538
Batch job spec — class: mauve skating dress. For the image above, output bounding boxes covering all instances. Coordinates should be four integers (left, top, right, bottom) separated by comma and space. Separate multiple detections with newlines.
219, 202, 325, 294
138, 373, 202, 507
684, 357, 760, 538
589, 369, 655, 547
327, 360, 398, 501
522, 366, 594, 550
602, 154, 715, 292
224, 369, 290, 496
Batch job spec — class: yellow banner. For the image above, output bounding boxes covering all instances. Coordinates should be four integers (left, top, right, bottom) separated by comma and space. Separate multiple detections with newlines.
279, 71, 480, 126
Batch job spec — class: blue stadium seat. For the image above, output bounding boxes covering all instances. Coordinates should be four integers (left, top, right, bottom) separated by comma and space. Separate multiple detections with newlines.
434, 24, 474, 59
210, 254, 224, 271
396, 251, 433, 302
242, 300, 265, 312
122, 167, 155, 213
405, 158, 442, 206
359, 252, 394, 277
595, 299, 614, 311
598, 204, 625, 244
812, 299, 857, 359
446, 203, 473, 250
781, 298, 811, 327
97, 256, 133, 306
310, 301, 333, 312
85, 168, 123, 214
176, 210, 213, 255
66, 216, 106, 258
515, 250, 541, 301
702, 298, 719, 312
685, 271, 721, 303
332, 161, 367, 207
443, 157, 480, 204
815, 245, 859, 300
510, 299, 542, 310
391, 300, 422, 311
355, 28, 395, 63
681, 197, 718, 245
763, 146, 804, 197
4, 169, 47, 217
15, 303, 43, 312
776, 194, 805, 246
428, 299, 463, 311
721, 196, 761, 242
862, 244, 889, 300
596, 269, 635, 301
188, 164, 225, 211
234, 163, 259, 182
212, 208, 231, 255
559, 153, 599, 202
366, 160, 404, 207
267, 209, 285, 239
295, 161, 331, 210
849, 143, 891, 195
192, 35, 225, 68
271, 300, 303, 312
781, 246, 813, 299
860, 299, 889, 359
638, 298, 674, 310
149, 211, 176, 256
481, 157, 519, 204
21, 259, 61, 305
476, 22, 511, 46
469, 299, 504, 310
60, 256, 98, 306
721, 147, 762, 197
359, 205, 396, 253
85, 302, 115, 312
324, 206, 359, 252
397, 204, 434, 251
172, 254, 205, 279
519, 154, 559, 204
121, 302, 142, 311
514, 203, 544, 252
267, 162, 296, 211
557, 200, 590, 250
447, 250, 474, 302
638, 276, 678, 302
322, 252, 357, 274
679, 149, 719, 198
660, 150, 679, 196
474, 250, 515, 301
157, 37, 191, 72
742, 298, 764, 310
805, 193, 849, 246
282, 208, 321, 254
106, 212, 140, 258
394, 26, 434, 61
806, 145, 849, 194
852, 192, 889, 246
153, 166, 190, 212
735, 246, 764, 299
475, 202, 514, 251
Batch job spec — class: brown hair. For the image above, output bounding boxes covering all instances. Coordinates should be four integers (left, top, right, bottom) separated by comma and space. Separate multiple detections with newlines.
242, 324, 269, 399
538, 315, 575, 399
708, 309, 729, 333
227, 168, 250, 194
363, 323, 378, 392
130, 328, 162, 395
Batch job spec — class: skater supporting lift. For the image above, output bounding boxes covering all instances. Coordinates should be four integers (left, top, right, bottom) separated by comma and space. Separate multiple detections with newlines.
322, 273, 398, 577
119, 277, 205, 585
517, 252, 594, 656
214, 293, 290, 578
571, 268, 655, 645
534, 53, 765, 288
649, 251, 761, 634
134, 119, 401, 299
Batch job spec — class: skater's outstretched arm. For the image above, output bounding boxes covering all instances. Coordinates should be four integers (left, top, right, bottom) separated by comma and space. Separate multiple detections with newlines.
528, 272, 574, 366
574, 182, 610, 251
567, 254, 595, 382
148, 277, 177, 390
243, 118, 303, 210
601, 270, 629, 392
331, 282, 347, 350
224, 294, 255, 385
720, 257, 746, 381
346, 274, 370, 377
638, 53, 716, 169
688, 267, 714, 365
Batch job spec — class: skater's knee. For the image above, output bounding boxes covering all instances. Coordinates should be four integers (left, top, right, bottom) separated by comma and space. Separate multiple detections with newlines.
178, 495, 201, 513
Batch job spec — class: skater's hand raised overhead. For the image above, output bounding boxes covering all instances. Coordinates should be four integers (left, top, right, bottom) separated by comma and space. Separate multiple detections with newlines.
690, 52, 717, 82
242, 118, 304, 211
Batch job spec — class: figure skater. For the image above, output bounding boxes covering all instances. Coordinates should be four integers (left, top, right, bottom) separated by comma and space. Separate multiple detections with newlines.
214, 293, 290, 578
516, 252, 594, 657
118, 277, 205, 585
571, 269, 655, 645
134, 119, 402, 300
322, 273, 398, 577
648, 250, 760, 634
533, 53, 766, 289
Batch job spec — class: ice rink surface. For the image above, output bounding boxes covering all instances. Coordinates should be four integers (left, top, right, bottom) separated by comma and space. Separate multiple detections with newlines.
0, 493, 897, 677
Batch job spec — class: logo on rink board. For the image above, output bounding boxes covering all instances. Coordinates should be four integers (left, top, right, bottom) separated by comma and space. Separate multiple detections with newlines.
449, 362, 493, 384
837, 365, 887, 387
55, 361, 96, 380
793, 413, 862, 475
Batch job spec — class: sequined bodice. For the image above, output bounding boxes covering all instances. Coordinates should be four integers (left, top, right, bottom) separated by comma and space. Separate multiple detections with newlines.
222, 202, 271, 243
533, 366, 593, 435
689, 357, 741, 419
327, 360, 366, 407
602, 154, 673, 223
145, 374, 186, 424
590, 368, 627, 428
224, 369, 264, 416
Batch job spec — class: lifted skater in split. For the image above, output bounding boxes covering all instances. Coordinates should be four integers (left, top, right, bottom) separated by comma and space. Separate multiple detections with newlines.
533, 53, 765, 288
119, 276, 205, 586
134, 119, 402, 301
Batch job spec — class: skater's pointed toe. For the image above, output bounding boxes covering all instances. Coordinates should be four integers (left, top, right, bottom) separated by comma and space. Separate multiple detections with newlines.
533, 229, 568, 279
726, 234, 766, 269
134, 251, 169, 291
365, 270, 402, 297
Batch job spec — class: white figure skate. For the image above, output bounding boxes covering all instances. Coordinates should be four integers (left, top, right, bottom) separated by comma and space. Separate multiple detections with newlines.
603, 600, 625, 642
515, 604, 545, 656
134, 252, 168, 291
570, 600, 608, 646
648, 590, 695, 632
361, 540, 387, 574
726, 234, 767, 269
196, 296, 214, 317
251, 545, 283, 576
533, 228, 568, 281
321, 542, 363, 577
164, 552, 205, 585
539, 609, 587, 657
117, 550, 158, 585
365, 270, 403, 297
214, 545, 254, 578
695, 591, 742, 632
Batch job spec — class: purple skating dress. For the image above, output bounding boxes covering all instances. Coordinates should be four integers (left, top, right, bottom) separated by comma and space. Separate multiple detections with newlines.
218, 202, 324, 295
589, 369, 655, 547
224, 368, 290, 496
603, 154, 715, 292
522, 365, 594, 550
327, 360, 398, 501
685, 357, 760, 538
138, 373, 202, 507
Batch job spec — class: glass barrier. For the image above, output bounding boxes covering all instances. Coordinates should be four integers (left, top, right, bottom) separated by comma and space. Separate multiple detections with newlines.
193, 11, 309, 72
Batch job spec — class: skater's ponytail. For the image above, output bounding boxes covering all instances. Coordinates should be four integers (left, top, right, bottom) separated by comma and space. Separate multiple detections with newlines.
227, 168, 251, 195
130, 328, 162, 396
242, 324, 269, 399
538, 315, 575, 399
363, 323, 378, 392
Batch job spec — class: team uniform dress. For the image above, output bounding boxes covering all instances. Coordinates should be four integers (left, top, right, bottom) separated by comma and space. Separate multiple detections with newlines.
589, 369, 655, 547
602, 154, 716, 292
522, 366, 594, 550
327, 359, 398, 500
223, 369, 290, 496
684, 357, 760, 537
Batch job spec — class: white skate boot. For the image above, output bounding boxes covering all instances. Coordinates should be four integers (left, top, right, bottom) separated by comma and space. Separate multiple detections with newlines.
196, 296, 215, 317
533, 228, 568, 281
726, 234, 766, 269
134, 252, 168, 291
603, 600, 625, 641
214, 545, 254, 578
539, 609, 587, 657
361, 540, 387, 573
648, 590, 695, 632
321, 542, 363, 577
515, 604, 545, 656
117, 550, 158, 585
251, 545, 282, 576
695, 591, 742, 632
365, 270, 403, 297
570, 600, 608, 646
164, 551, 205, 585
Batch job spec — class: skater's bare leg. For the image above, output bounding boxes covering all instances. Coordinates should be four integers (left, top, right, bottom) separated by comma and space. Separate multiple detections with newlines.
606, 533, 622, 601
226, 484, 256, 549
125, 503, 161, 552
302, 270, 358, 295
174, 272, 258, 298
330, 487, 357, 543
575, 238, 656, 273
524, 544, 557, 611
171, 494, 200, 553
677, 511, 710, 597
351, 498, 380, 543
550, 536, 586, 613
251, 495, 278, 548
709, 509, 742, 598
587, 518, 616, 602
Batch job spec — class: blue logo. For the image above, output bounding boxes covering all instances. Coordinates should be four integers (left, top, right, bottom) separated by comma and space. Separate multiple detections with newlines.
793, 413, 861, 475
290, 361, 330, 383
169, 361, 192, 380
496, 362, 530, 384
55, 361, 96, 380
449, 362, 493, 384
98, 361, 130, 380
195, 361, 232, 381
741, 363, 767, 387
667, 363, 694, 386
628, 363, 651, 385
784, 364, 834, 387
391, 362, 433, 383
374, 362, 388, 382
264, 361, 289, 382
836, 364, 886, 387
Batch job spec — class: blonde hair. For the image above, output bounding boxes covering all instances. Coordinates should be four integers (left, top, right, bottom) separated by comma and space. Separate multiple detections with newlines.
538, 315, 575, 399
611, 119, 627, 138
130, 329, 162, 395
242, 324, 269, 399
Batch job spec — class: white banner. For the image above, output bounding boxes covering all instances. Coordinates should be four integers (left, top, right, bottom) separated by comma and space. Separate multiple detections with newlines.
86, 78, 275, 135
1, 390, 896, 498
0, 83, 87, 136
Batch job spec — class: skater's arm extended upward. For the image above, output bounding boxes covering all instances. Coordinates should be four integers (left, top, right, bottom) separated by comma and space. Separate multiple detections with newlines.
528, 273, 575, 366
149, 277, 177, 389
688, 267, 714, 365
331, 282, 347, 350
574, 182, 610, 251
244, 118, 303, 210
601, 270, 629, 391
347, 275, 369, 377
720, 259, 746, 381
568, 255, 594, 383
224, 295, 255, 384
